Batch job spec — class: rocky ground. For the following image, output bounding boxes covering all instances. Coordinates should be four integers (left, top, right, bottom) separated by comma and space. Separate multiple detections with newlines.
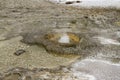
0, 0, 120, 80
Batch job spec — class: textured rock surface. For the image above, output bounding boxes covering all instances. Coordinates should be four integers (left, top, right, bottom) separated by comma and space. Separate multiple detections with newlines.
0, 0, 120, 80
1, 67, 91, 80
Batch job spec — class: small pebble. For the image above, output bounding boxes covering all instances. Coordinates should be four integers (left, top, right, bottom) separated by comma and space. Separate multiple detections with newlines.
65, 1, 74, 4
76, 1, 81, 3
84, 16, 88, 19
14, 49, 26, 56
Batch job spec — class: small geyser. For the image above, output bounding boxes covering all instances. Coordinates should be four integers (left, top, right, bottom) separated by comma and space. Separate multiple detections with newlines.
45, 32, 80, 47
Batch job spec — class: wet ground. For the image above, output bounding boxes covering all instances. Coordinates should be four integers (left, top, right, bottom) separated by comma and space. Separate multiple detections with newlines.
0, 0, 120, 80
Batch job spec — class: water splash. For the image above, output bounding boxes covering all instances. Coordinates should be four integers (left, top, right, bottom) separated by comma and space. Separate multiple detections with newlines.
58, 33, 70, 43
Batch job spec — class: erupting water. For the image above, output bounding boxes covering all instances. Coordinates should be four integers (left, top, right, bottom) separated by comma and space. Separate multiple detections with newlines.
58, 33, 70, 43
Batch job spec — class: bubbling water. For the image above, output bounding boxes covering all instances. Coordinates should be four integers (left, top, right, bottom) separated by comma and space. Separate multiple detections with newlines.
58, 33, 70, 43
